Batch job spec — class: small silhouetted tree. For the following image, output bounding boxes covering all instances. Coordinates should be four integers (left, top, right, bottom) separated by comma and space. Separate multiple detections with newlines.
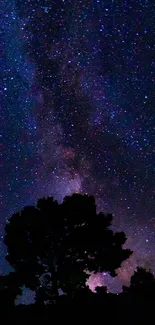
122, 267, 155, 302
4, 194, 132, 304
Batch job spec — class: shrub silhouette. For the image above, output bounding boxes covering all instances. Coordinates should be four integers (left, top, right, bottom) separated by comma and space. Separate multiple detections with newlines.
122, 267, 155, 302
0, 272, 22, 315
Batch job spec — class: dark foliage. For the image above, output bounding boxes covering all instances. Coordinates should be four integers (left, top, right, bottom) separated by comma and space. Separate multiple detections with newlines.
0, 272, 22, 318
4, 194, 131, 306
3, 193, 155, 318
122, 267, 155, 302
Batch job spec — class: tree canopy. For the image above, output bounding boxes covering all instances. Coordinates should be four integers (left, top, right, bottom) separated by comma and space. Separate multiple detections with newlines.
4, 193, 132, 304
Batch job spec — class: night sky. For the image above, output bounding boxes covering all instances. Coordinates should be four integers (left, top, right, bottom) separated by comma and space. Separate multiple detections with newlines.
0, 0, 155, 294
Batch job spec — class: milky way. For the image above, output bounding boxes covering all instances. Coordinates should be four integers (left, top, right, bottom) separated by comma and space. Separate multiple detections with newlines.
0, 0, 155, 292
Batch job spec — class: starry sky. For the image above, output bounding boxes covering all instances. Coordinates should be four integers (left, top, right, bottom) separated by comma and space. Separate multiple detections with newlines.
0, 0, 155, 294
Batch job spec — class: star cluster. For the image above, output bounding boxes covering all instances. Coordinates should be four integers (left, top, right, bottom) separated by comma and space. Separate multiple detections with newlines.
0, 0, 155, 290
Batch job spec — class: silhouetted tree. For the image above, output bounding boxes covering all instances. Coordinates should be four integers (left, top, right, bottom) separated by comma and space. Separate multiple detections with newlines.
4, 194, 132, 304
122, 267, 155, 302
